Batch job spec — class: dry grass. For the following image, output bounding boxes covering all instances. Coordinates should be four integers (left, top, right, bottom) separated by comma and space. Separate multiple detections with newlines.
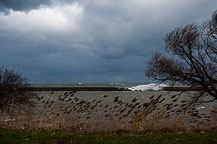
0, 91, 216, 133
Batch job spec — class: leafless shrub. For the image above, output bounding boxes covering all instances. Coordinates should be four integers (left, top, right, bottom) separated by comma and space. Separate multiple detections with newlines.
0, 66, 32, 112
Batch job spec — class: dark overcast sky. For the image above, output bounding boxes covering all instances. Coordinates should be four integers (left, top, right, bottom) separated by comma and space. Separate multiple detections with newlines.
0, 0, 216, 83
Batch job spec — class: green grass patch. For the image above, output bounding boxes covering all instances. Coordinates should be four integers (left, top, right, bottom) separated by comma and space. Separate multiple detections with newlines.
0, 128, 217, 144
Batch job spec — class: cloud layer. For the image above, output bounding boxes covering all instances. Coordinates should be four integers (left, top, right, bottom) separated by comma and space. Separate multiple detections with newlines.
0, 0, 216, 83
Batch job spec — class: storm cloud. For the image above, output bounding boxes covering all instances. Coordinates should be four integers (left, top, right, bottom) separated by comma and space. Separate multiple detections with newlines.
0, 0, 216, 83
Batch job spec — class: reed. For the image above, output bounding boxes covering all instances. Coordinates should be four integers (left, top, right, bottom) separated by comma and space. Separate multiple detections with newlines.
0, 91, 216, 133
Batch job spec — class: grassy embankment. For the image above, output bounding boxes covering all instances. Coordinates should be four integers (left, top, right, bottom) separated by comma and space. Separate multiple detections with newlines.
0, 128, 217, 144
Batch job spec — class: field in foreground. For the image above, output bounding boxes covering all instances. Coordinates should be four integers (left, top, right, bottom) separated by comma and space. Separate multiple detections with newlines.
0, 128, 217, 144
1, 89, 217, 133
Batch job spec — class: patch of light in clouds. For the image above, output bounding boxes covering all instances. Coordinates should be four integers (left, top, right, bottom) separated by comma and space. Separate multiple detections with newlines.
0, 2, 83, 33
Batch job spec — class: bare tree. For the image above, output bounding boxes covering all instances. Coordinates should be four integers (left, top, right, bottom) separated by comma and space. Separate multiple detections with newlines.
0, 66, 31, 111
203, 11, 217, 63
146, 11, 217, 102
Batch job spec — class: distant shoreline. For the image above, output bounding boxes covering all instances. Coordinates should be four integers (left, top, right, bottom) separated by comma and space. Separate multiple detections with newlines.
18, 86, 204, 91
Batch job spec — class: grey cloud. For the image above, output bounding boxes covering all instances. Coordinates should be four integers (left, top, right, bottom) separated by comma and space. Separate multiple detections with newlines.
78, 0, 217, 59
0, 0, 52, 12
0, 0, 77, 12
0, 0, 217, 83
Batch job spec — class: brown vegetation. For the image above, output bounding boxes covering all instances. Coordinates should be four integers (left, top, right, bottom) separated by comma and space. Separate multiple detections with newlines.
0, 90, 216, 133
0, 66, 32, 112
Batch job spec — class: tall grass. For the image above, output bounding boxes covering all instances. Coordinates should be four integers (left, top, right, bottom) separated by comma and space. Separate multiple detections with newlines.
0, 91, 216, 133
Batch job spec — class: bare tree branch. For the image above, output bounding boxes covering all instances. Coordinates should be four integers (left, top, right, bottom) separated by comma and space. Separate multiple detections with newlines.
146, 10, 217, 103
0, 66, 31, 112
